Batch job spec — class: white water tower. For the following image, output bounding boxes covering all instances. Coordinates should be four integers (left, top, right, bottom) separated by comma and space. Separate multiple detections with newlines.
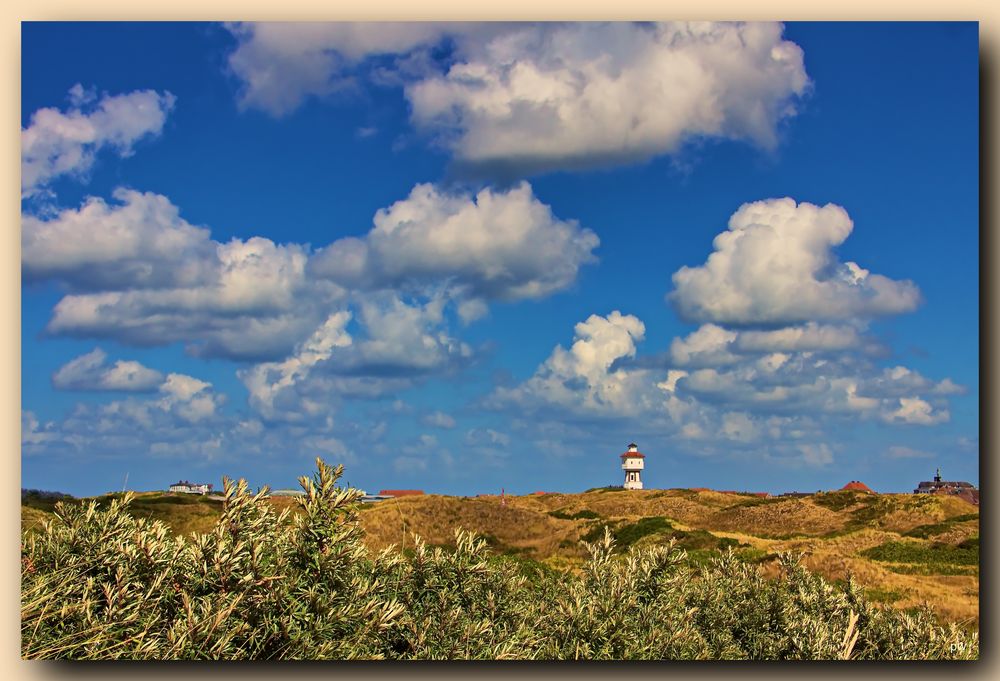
620, 442, 645, 490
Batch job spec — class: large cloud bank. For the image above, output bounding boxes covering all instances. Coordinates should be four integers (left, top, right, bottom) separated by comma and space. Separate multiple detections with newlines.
24, 180, 596, 363
226, 22, 809, 175
491, 198, 957, 468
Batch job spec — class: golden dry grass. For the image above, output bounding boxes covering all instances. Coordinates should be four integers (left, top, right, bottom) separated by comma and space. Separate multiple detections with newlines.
358, 495, 581, 558
22, 487, 978, 625
707, 498, 847, 536
361, 488, 978, 626
20, 506, 52, 534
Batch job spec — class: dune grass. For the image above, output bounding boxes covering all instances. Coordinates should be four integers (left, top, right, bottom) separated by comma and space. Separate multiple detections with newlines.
20, 459, 980, 660
22, 477, 979, 627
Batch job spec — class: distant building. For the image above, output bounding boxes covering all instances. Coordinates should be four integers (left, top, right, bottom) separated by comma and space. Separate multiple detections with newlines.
168, 480, 212, 495
840, 480, 875, 493
379, 489, 425, 497
269, 489, 306, 497
914, 468, 979, 505
620, 442, 645, 490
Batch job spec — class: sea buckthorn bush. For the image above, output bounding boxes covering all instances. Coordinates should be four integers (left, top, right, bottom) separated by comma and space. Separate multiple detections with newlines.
21, 459, 979, 660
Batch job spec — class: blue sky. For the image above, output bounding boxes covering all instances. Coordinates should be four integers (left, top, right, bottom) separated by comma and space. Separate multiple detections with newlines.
21, 21, 979, 497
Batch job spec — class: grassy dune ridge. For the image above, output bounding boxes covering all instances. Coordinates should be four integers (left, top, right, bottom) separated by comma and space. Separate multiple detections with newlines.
20, 462, 980, 659
22, 483, 979, 627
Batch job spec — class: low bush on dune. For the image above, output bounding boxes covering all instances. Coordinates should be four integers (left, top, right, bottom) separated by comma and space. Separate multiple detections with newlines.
21, 459, 979, 661
547, 509, 601, 521
903, 514, 980, 539
860, 539, 979, 567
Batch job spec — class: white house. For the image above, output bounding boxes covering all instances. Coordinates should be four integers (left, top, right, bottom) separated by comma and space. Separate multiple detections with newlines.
168, 480, 213, 494
620, 442, 645, 490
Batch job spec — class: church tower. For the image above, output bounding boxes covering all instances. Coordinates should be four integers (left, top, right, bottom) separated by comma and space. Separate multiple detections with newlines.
620, 442, 645, 490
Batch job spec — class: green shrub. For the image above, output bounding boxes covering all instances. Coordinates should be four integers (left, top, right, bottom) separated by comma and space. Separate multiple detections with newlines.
612, 516, 673, 547
881, 564, 978, 577
812, 491, 865, 512
21, 459, 979, 660
21, 489, 78, 513
548, 509, 601, 520
958, 536, 979, 549
950, 513, 980, 523
863, 587, 906, 604
730, 496, 784, 508
847, 496, 895, 526
131, 495, 207, 506
733, 548, 778, 564
903, 514, 979, 539
860, 540, 979, 567
21, 460, 402, 660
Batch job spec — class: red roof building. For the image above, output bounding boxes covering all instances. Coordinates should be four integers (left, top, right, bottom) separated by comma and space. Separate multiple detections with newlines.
914, 468, 977, 505
840, 480, 875, 493
378, 489, 425, 497
951, 488, 980, 506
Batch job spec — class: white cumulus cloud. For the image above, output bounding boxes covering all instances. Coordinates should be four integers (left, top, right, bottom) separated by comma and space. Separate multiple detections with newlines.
886, 445, 934, 459
26, 180, 597, 364
883, 397, 949, 426
490, 310, 658, 418
734, 322, 864, 353
225, 22, 809, 175
407, 22, 809, 174
670, 198, 921, 325
22, 86, 175, 197
26, 189, 325, 360
237, 293, 473, 421
157, 373, 225, 423
670, 324, 739, 367
237, 311, 353, 420
52, 348, 163, 392
225, 22, 489, 116
422, 411, 457, 429
23, 188, 215, 290
310, 182, 598, 302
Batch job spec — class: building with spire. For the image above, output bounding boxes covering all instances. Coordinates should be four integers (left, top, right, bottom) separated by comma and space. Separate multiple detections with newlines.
620, 442, 645, 490
914, 467, 979, 505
